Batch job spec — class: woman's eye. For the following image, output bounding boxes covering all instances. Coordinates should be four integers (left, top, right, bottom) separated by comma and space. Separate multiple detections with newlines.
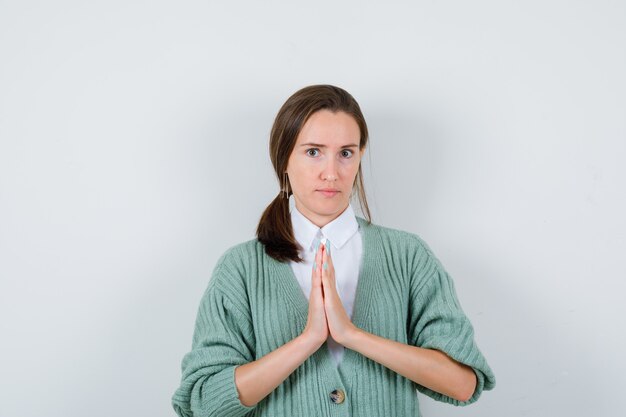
306, 148, 354, 158
341, 149, 354, 158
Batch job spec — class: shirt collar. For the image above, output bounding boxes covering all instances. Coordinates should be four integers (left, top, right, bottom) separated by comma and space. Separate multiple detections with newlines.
290, 201, 359, 252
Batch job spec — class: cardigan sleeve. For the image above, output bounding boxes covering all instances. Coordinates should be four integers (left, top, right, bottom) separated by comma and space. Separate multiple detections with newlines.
172, 256, 257, 417
407, 239, 496, 406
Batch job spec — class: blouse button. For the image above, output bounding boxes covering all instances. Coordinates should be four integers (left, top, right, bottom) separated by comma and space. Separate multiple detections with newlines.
329, 389, 345, 404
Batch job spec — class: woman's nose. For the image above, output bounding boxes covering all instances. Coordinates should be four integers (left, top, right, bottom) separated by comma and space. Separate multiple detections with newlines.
322, 159, 338, 181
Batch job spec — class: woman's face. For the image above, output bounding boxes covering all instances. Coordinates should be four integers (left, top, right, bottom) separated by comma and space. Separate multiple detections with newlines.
286, 109, 364, 228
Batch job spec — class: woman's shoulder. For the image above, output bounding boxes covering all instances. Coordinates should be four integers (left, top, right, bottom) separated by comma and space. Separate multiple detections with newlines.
212, 238, 265, 274
360, 218, 448, 284
358, 216, 436, 258
218, 238, 264, 259
203, 238, 262, 288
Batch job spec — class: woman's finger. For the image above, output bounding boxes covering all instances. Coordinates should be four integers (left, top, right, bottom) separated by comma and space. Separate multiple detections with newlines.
321, 243, 337, 300
324, 240, 333, 272
321, 241, 334, 285
312, 239, 324, 290
310, 241, 324, 306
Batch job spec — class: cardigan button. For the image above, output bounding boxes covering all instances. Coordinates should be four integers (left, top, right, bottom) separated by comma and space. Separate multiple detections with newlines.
329, 389, 345, 404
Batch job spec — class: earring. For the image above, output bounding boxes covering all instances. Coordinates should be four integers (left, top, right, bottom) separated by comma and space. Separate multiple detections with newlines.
282, 172, 290, 199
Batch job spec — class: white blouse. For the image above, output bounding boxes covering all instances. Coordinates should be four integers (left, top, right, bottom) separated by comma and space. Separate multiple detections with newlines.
288, 198, 363, 366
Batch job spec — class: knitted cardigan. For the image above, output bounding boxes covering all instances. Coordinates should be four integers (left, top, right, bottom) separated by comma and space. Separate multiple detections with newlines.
172, 217, 496, 417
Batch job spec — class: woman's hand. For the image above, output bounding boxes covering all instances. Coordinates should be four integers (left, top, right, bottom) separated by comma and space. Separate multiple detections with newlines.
302, 240, 329, 348
319, 241, 359, 346
299, 240, 476, 402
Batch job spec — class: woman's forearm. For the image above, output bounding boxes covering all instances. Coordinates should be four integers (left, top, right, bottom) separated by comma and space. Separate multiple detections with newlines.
234, 333, 322, 407
342, 329, 477, 402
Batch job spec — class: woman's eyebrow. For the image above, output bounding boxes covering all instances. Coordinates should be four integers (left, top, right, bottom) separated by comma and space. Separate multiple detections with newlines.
299, 142, 359, 148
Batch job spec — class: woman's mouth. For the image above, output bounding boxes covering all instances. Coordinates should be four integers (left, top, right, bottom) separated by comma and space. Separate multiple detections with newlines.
317, 189, 339, 197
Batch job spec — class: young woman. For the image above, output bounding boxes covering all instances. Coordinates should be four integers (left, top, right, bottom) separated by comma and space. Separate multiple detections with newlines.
172, 85, 495, 417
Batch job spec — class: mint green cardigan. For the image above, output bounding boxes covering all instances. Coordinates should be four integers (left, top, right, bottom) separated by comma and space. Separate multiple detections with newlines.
172, 217, 495, 417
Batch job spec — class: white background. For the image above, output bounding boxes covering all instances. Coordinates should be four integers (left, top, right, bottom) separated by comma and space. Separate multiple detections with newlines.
1, 1, 625, 416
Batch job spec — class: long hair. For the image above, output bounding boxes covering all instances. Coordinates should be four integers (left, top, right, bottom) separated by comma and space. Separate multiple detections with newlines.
256, 84, 372, 263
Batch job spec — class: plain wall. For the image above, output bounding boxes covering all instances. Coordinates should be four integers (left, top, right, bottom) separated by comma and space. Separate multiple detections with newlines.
1, 1, 625, 416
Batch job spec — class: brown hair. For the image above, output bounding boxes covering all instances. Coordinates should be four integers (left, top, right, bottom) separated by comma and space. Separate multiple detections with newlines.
256, 84, 372, 263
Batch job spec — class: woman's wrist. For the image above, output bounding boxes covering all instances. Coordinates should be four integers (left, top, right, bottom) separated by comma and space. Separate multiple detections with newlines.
339, 325, 364, 350
297, 331, 326, 354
